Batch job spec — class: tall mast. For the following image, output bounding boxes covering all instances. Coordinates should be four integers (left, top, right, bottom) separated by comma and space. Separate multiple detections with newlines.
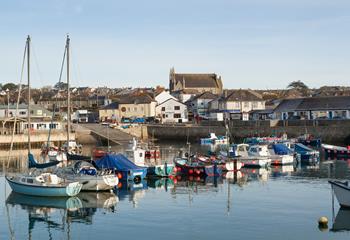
66, 35, 70, 146
27, 35, 31, 153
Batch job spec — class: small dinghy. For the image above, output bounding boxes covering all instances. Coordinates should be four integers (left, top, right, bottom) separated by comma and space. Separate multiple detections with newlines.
6, 173, 82, 197
329, 180, 350, 207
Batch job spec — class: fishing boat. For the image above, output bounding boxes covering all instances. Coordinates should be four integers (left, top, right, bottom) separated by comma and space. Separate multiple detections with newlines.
236, 145, 271, 168
6, 173, 82, 197
329, 180, 350, 207
322, 143, 350, 159
297, 134, 321, 148
127, 138, 175, 177
294, 143, 319, 164
94, 153, 147, 183
269, 144, 295, 166
173, 157, 222, 177
55, 160, 119, 191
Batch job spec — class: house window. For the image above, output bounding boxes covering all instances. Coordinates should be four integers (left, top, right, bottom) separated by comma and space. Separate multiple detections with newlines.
252, 102, 258, 108
134, 107, 137, 111
127, 107, 130, 112
162, 107, 165, 111
244, 102, 249, 108
121, 107, 126, 112
162, 114, 166, 118
19, 111, 26, 115
235, 102, 240, 108
174, 114, 181, 118
174, 106, 180, 110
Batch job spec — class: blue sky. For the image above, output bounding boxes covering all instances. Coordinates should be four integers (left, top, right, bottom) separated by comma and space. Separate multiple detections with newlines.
1, 0, 350, 89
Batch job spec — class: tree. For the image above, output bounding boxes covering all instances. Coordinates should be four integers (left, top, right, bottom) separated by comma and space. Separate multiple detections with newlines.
54, 82, 68, 90
287, 80, 308, 90
2, 82, 17, 91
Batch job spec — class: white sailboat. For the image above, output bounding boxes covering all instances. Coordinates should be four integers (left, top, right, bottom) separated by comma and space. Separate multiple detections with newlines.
6, 35, 83, 197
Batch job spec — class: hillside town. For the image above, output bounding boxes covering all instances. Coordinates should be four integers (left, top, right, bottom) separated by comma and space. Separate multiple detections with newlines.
0, 68, 349, 134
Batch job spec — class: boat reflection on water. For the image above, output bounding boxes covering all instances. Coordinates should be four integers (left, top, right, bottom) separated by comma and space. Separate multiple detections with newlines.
171, 175, 223, 195
331, 208, 350, 232
116, 180, 148, 208
239, 168, 270, 183
147, 178, 174, 191
270, 165, 295, 178
5, 191, 118, 238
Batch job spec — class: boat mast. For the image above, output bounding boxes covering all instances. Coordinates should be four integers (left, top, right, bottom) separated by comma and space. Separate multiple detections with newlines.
27, 35, 31, 153
66, 35, 71, 147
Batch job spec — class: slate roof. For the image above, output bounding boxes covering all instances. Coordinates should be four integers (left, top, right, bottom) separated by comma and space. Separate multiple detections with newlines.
191, 92, 218, 101
115, 94, 155, 104
273, 96, 350, 112
101, 102, 119, 110
224, 89, 263, 101
175, 73, 219, 88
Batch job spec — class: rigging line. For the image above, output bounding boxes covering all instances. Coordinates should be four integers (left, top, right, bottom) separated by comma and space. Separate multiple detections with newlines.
7, 41, 27, 169
31, 42, 44, 87
46, 46, 67, 148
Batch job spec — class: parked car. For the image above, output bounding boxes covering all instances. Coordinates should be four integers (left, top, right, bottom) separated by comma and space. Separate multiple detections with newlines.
121, 117, 132, 123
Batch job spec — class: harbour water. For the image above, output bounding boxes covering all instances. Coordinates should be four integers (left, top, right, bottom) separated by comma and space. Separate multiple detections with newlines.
1, 142, 350, 239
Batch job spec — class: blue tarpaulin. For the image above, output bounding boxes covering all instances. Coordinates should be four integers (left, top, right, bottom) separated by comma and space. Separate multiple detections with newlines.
294, 143, 313, 153
94, 153, 145, 171
273, 144, 293, 155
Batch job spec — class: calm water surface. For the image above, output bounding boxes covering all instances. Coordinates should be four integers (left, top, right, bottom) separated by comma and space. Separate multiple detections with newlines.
1, 143, 350, 240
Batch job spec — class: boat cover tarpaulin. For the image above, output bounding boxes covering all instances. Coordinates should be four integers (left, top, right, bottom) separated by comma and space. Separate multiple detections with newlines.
94, 154, 146, 171
28, 153, 60, 169
295, 143, 313, 153
273, 144, 293, 155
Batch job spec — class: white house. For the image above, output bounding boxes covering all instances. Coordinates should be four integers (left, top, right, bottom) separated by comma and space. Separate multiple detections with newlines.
188, 92, 217, 117
156, 98, 188, 123
218, 89, 265, 120
155, 91, 177, 104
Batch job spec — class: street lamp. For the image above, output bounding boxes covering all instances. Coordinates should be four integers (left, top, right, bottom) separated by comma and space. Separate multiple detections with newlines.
6, 88, 9, 118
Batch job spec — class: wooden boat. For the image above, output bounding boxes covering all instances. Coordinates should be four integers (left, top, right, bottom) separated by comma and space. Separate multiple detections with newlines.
6, 173, 82, 197
55, 160, 119, 191
322, 144, 350, 159
329, 180, 350, 207
173, 158, 222, 177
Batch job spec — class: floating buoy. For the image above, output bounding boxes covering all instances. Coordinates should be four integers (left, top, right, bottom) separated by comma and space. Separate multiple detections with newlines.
117, 173, 122, 179
189, 169, 194, 174
318, 216, 328, 231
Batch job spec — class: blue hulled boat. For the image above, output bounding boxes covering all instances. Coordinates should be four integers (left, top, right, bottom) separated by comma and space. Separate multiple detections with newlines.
294, 143, 320, 164
94, 154, 147, 182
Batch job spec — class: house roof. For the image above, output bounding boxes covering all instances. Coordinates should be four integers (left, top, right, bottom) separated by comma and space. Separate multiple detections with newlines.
157, 98, 186, 107
224, 89, 263, 101
115, 94, 155, 104
174, 73, 219, 88
191, 91, 218, 101
101, 102, 119, 110
274, 96, 350, 112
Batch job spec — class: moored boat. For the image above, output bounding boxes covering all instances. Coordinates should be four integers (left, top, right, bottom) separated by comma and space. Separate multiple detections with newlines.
173, 158, 222, 177
294, 143, 319, 164
269, 144, 295, 166
6, 173, 82, 197
55, 160, 119, 191
322, 144, 350, 159
329, 180, 350, 207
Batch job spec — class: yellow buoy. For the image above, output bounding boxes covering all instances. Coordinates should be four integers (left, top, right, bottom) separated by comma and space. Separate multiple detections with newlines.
318, 216, 328, 231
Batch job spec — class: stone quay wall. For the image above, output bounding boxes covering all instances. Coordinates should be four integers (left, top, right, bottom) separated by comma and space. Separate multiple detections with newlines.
147, 119, 350, 144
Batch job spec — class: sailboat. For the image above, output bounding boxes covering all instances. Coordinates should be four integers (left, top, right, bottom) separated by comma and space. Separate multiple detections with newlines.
5, 35, 83, 197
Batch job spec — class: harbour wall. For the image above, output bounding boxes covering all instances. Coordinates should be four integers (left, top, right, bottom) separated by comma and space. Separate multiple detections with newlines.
147, 120, 350, 144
